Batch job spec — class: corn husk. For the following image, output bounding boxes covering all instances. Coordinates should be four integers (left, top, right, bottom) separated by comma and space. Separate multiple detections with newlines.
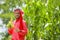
7, 17, 14, 28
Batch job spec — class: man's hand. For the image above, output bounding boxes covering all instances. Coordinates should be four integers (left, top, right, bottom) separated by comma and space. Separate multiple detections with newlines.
15, 28, 20, 32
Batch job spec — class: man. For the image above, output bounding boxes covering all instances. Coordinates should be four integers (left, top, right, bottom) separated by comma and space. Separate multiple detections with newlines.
8, 9, 28, 40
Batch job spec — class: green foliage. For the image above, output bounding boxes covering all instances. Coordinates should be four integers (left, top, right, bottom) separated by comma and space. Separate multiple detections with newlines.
23, 0, 60, 40
0, 0, 60, 40
0, 13, 14, 19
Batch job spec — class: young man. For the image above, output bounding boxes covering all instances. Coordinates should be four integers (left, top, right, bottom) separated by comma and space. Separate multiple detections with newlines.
8, 9, 28, 40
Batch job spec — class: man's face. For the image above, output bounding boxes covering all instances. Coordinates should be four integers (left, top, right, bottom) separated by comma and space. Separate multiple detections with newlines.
14, 11, 20, 19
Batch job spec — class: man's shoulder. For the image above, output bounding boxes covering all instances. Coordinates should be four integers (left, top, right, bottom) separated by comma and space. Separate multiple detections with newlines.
12, 20, 16, 24
23, 20, 26, 23
23, 20, 26, 22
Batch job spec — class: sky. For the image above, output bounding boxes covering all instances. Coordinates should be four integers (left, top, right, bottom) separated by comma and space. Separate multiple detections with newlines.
0, 18, 7, 40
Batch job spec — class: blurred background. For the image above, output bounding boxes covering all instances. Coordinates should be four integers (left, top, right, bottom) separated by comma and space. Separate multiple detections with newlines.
0, 0, 60, 40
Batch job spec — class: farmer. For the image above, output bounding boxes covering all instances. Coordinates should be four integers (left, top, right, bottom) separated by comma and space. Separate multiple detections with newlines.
8, 9, 28, 40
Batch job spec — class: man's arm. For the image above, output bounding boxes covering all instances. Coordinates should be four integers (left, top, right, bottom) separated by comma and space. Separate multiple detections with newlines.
8, 28, 14, 35
18, 20, 28, 36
